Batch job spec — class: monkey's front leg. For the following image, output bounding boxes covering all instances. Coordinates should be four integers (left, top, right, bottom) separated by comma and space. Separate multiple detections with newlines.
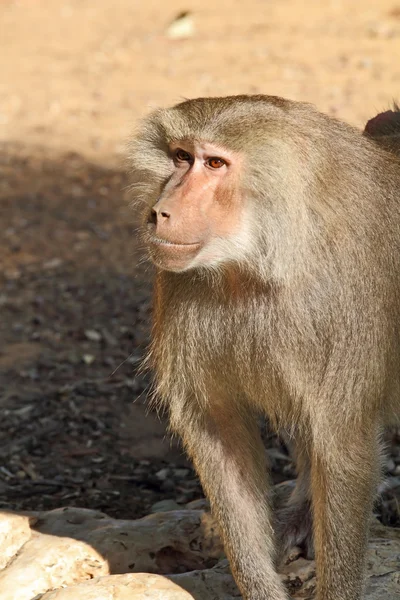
311, 422, 381, 600
172, 402, 289, 600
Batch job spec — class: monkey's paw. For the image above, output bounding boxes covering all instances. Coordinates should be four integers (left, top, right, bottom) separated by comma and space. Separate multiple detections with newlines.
275, 501, 314, 565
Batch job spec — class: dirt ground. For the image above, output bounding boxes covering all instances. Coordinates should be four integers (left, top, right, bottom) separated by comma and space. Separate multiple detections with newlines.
0, 0, 399, 524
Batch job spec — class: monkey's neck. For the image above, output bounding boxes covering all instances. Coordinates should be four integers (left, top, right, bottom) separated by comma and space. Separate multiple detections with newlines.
223, 267, 256, 300
157, 266, 272, 307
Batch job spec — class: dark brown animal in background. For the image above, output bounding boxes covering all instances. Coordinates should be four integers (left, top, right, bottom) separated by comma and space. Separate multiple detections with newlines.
129, 95, 400, 600
364, 103, 400, 155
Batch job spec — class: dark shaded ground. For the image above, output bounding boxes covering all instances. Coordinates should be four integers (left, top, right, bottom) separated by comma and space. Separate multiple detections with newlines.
0, 143, 192, 519
0, 143, 399, 525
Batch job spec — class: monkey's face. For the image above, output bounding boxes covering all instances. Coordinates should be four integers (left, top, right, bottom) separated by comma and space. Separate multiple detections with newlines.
144, 141, 250, 272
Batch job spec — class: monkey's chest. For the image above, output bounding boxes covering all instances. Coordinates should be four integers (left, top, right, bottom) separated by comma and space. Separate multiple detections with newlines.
156, 285, 334, 421
172, 306, 282, 401
161, 298, 333, 422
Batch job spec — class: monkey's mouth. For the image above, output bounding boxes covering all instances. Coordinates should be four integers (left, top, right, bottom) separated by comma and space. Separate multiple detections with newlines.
150, 237, 202, 250
148, 237, 203, 271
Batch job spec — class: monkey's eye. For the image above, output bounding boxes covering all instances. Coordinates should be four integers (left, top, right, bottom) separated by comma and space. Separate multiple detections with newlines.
206, 157, 226, 169
175, 149, 192, 162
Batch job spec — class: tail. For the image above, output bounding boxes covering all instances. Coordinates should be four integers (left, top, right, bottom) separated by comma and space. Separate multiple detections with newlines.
364, 103, 400, 156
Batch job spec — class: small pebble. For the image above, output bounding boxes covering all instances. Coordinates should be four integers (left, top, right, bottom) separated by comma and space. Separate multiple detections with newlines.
84, 329, 102, 342
173, 468, 190, 478
150, 499, 181, 513
82, 354, 95, 365
155, 468, 170, 481
386, 458, 396, 474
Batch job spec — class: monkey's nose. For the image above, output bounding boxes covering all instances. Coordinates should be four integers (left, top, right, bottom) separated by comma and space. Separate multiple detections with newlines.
149, 207, 171, 224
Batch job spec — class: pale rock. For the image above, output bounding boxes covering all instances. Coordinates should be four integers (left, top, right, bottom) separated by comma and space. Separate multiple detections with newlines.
38, 573, 195, 600
0, 506, 223, 600
0, 512, 34, 570
0, 500, 398, 600
0, 531, 107, 600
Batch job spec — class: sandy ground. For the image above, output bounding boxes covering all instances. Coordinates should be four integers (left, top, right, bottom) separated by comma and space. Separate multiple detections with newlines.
2, 0, 400, 161
0, 0, 399, 522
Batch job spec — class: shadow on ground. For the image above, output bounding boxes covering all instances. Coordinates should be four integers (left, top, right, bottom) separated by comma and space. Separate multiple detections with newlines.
0, 143, 197, 520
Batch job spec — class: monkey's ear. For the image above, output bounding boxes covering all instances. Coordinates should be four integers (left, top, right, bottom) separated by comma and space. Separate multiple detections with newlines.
364, 105, 400, 136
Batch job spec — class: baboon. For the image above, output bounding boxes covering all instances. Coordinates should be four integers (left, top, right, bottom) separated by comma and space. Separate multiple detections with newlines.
129, 95, 400, 600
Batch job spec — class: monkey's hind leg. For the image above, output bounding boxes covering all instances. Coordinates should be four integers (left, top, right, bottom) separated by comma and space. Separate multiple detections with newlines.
171, 399, 289, 600
275, 437, 314, 562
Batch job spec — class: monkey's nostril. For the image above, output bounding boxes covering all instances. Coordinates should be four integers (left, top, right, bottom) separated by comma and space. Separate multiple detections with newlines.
148, 208, 170, 224
148, 208, 157, 225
